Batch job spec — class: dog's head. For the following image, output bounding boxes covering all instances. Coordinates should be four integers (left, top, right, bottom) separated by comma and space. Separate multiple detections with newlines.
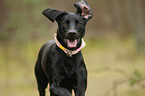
42, 0, 93, 50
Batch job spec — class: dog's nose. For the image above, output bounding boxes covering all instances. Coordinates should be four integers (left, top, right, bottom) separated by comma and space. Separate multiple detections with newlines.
68, 30, 77, 37
68, 32, 77, 37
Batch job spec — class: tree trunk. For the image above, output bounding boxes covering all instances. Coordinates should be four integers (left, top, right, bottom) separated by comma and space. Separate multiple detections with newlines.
133, 0, 145, 54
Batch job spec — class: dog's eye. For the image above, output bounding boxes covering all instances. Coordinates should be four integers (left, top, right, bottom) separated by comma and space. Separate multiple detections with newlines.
63, 23, 67, 26
77, 23, 82, 26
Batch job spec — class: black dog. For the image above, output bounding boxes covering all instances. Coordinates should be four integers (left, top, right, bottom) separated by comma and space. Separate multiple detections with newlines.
34, 0, 93, 96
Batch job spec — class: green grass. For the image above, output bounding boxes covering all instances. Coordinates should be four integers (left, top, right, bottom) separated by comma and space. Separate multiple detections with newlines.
0, 37, 145, 96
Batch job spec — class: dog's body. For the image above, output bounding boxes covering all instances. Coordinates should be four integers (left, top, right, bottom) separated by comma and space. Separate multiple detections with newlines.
34, 0, 93, 96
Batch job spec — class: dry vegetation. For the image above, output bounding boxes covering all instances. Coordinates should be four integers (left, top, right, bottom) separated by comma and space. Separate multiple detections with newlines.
0, 0, 145, 96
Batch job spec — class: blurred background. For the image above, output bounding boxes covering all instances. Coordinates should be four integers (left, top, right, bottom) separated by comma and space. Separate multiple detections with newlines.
0, 0, 145, 96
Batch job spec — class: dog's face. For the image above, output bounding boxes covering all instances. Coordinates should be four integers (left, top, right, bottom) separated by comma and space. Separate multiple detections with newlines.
42, 0, 93, 49
56, 13, 86, 49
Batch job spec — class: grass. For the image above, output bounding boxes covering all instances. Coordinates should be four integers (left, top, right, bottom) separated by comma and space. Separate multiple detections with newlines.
0, 37, 145, 96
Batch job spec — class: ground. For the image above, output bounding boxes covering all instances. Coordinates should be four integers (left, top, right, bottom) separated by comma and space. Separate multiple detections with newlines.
0, 37, 145, 96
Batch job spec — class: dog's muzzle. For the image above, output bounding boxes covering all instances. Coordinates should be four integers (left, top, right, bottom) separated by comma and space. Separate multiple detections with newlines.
65, 30, 79, 48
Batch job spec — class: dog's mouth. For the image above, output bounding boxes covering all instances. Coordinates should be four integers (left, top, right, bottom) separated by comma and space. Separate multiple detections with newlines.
65, 39, 79, 48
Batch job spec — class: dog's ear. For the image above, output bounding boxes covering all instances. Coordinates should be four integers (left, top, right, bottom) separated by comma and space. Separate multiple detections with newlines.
74, 0, 93, 21
42, 8, 67, 22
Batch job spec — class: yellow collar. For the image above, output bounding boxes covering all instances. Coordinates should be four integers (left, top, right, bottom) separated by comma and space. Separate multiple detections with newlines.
53, 33, 86, 57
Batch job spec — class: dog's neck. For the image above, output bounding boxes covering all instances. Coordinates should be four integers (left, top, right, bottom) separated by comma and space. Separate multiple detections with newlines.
54, 33, 86, 57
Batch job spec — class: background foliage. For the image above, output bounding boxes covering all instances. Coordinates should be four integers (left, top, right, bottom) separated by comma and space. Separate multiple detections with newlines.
0, 0, 145, 96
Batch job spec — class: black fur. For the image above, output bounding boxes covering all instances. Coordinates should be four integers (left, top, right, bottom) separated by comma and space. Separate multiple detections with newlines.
34, 0, 93, 96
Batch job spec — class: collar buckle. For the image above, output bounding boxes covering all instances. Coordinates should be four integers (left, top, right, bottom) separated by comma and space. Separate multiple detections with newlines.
65, 50, 72, 57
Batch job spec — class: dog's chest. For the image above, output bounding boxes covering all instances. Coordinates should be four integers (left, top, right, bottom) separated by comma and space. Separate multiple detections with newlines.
63, 58, 77, 76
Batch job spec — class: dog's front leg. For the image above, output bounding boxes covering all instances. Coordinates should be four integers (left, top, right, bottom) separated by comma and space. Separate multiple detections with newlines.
74, 78, 87, 96
50, 85, 72, 96
49, 77, 72, 96
74, 66, 87, 96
